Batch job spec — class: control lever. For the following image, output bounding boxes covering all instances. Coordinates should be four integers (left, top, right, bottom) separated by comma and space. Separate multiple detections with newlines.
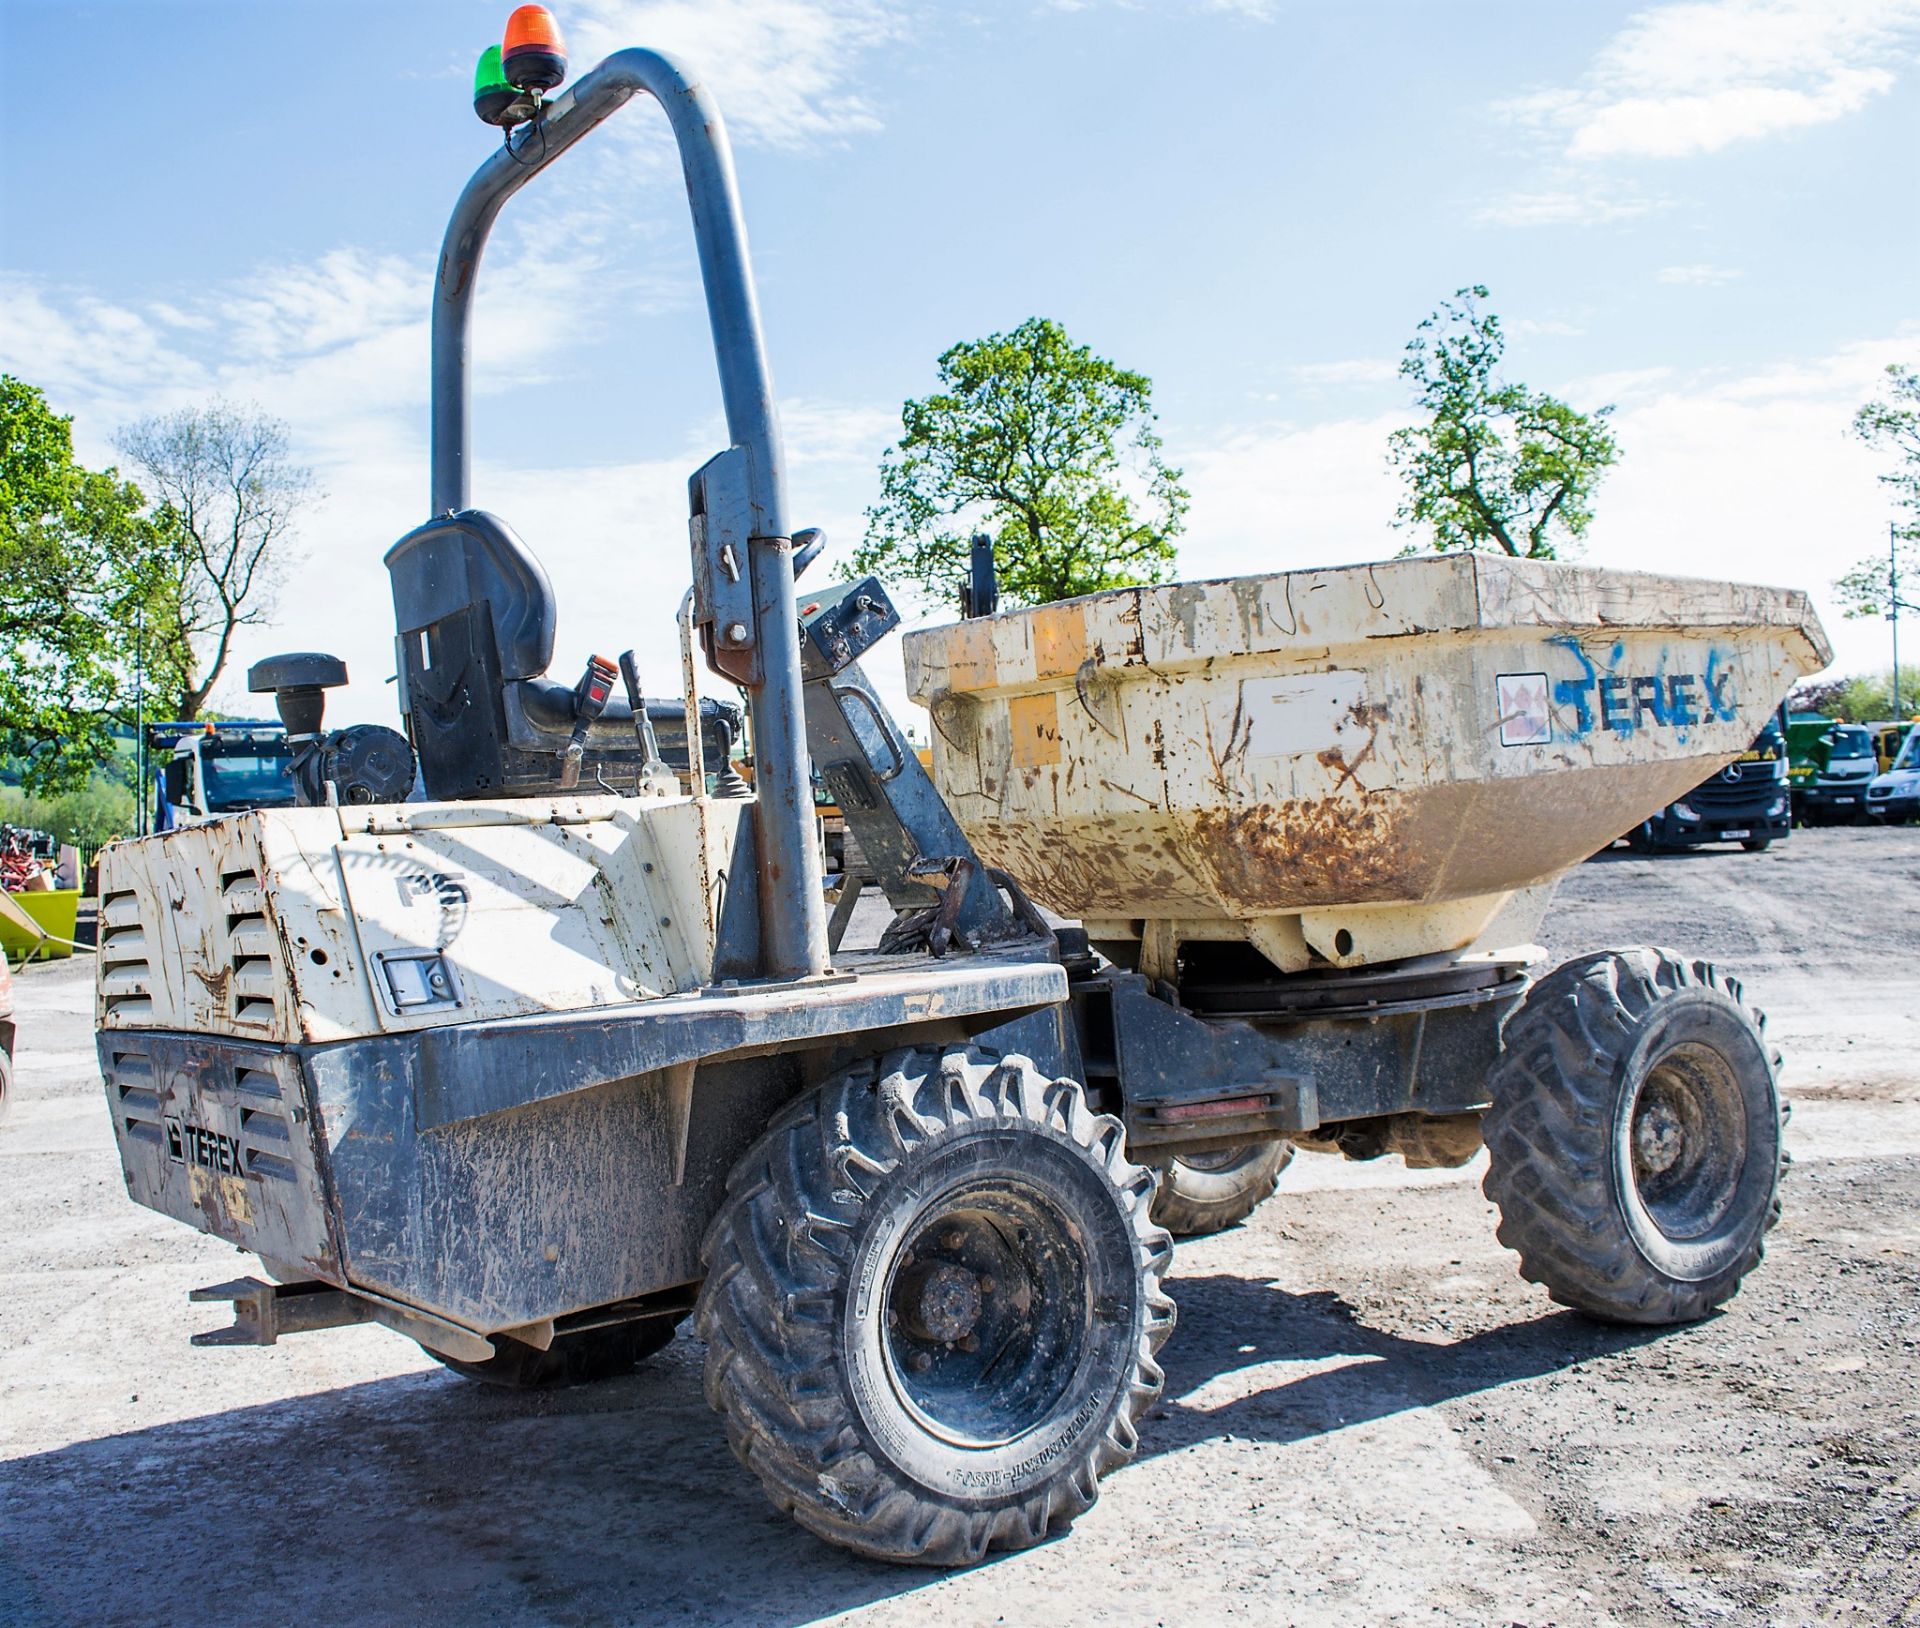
618, 650, 678, 795
558, 654, 620, 789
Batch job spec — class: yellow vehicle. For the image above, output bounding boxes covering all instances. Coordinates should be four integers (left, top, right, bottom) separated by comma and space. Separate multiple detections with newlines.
1869, 718, 1919, 774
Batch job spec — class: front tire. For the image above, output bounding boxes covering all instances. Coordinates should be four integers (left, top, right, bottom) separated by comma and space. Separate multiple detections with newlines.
1482, 948, 1784, 1325
1150, 1141, 1292, 1236
697, 1047, 1174, 1567
1740, 838, 1772, 853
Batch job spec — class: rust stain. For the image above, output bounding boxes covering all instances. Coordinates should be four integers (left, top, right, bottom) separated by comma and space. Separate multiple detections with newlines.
1117, 592, 1148, 665
960, 794, 1420, 917
191, 965, 233, 1005
1192, 797, 1416, 908
1317, 700, 1387, 793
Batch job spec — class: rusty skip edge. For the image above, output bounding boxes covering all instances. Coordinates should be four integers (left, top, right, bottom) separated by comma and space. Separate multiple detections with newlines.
320, 947, 1072, 1132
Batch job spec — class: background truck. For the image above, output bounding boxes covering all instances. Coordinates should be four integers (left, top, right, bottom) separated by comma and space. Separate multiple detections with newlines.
1627, 703, 1792, 852
149, 721, 297, 831
1866, 723, 1920, 822
1801, 722, 1880, 823
91, 11, 1829, 1570
1784, 709, 1833, 819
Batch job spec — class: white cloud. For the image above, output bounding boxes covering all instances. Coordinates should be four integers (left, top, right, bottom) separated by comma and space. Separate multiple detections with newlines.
1565, 365, 1677, 403
1159, 334, 1919, 684
1474, 180, 1670, 228
1509, 317, 1588, 340
1658, 263, 1744, 285
1499, 0, 1920, 160
1287, 358, 1399, 387
566, 0, 903, 152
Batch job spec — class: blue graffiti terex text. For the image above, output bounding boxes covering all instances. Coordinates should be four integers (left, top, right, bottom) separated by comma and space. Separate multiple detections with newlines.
1547, 637, 1738, 739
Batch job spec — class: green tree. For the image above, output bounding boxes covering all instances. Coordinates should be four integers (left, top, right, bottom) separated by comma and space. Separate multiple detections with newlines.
1791, 670, 1906, 724
0, 377, 179, 795
853, 317, 1187, 607
1833, 364, 1920, 621
1388, 285, 1620, 560
116, 401, 314, 719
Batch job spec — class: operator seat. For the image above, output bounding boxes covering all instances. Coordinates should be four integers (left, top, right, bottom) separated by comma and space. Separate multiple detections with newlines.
385, 509, 738, 799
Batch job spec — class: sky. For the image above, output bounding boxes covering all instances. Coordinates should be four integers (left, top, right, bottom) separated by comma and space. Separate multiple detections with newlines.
1, 0, 1916, 732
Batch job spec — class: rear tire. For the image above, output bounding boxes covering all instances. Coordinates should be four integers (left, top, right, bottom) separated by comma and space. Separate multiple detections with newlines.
428, 1315, 685, 1388
697, 1047, 1174, 1567
1150, 1141, 1292, 1236
1482, 948, 1785, 1325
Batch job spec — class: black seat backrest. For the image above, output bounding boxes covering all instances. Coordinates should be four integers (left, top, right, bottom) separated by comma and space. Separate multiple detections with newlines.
385, 510, 568, 797
384, 508, 739, 802
386, 510, 557, 682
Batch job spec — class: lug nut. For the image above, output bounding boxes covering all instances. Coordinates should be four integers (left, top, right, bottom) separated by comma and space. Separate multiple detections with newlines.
958, 1334, 979, 1353
943, 1229, 965, 1251
978, 1276, 995, 1296
911, 1351, 933, 1373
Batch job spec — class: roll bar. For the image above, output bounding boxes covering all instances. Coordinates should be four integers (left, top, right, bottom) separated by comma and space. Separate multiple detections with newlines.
428, 48, 827, 981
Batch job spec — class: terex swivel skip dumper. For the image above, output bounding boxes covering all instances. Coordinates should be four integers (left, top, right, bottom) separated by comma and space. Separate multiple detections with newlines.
97, 11, 1830, 1565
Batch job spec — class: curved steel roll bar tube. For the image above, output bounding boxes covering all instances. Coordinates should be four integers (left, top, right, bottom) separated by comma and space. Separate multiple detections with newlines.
430, 48, 828, 980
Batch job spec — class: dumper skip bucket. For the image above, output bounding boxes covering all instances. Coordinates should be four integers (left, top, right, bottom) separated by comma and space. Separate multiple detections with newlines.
903, 554, 1830, 972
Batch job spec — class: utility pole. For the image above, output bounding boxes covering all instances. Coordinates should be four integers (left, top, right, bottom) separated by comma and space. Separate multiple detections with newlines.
134, 608, 146, 839
1889, 521, 1920, 721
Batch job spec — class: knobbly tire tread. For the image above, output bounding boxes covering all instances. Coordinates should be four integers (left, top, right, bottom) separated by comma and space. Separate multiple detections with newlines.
696, 1047, 1175, 1567
1481, 947, 1786, 1326
1150, 1141, 1293, 1236
428, 1315, 685, 1388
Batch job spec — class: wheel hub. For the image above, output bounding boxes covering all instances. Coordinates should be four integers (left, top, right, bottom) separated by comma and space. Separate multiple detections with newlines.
1633, 1098, 1685, 1175
897, 1260, 983, 1344
1627, 1043, 1749, 1241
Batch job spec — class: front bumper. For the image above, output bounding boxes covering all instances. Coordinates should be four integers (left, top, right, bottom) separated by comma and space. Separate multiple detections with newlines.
1804, 784, 1871, 815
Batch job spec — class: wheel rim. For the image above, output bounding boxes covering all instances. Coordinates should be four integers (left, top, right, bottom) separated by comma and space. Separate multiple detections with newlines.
880, 1180, 1089, 1450
1628, 1041, 1748, 1241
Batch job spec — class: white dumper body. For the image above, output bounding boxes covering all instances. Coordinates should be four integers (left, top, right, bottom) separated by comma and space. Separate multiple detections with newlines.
904, 554, 1830, 977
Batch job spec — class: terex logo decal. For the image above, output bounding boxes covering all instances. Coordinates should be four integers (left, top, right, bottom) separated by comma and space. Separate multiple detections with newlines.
1542, 637, 1740, 742
165, 1117, 248, 1177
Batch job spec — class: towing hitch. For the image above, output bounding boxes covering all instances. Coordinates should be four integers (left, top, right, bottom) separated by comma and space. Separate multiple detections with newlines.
188, 1276, 494, 1363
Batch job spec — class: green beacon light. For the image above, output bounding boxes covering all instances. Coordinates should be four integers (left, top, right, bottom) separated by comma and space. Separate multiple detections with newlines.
473, 44, 533, 128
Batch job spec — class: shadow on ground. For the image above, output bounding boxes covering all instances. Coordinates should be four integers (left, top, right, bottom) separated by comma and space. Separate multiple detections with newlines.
0, 1271, 1657, 1628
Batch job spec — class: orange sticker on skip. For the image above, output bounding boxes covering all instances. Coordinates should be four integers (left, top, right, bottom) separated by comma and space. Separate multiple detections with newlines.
1008, 692, 1062, 768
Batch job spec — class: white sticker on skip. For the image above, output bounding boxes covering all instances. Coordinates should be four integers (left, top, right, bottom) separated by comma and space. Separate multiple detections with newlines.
1241, 671, 1369, 758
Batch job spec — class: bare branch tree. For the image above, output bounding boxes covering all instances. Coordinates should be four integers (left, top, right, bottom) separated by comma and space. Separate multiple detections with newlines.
115, 401, 315, 719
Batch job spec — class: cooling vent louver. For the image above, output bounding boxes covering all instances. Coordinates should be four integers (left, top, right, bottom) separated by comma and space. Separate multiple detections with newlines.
223, 870, 279, 1028
98, 890, 154, 1023
234, 1063, 297, 1181
109, 1045, 161, 1147
108, 1046, 298, 1182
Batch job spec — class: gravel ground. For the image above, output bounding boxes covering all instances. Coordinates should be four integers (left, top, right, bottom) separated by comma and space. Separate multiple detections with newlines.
1, 825, 1916, 1627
